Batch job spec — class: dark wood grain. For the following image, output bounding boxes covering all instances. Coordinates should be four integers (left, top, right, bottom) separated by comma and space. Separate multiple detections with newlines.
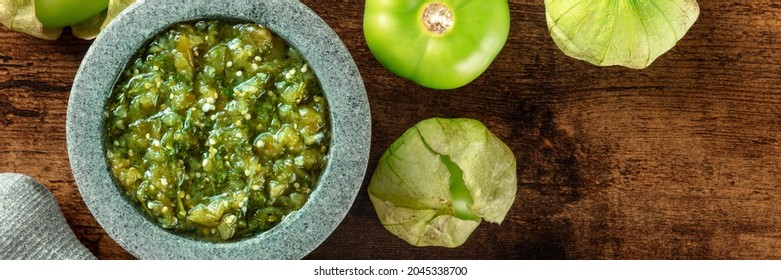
3, 0, 781, 260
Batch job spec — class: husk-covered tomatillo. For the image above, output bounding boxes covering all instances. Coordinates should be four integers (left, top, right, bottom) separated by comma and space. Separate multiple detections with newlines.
368, 118, 516, 248
546, 0, 700, 69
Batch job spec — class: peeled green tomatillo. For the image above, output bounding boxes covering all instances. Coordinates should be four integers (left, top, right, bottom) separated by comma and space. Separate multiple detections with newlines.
1, 0, 134, 40
363, 0, 510, 90
35, 0, 109, 28
546, 0, 700, 69
368, 118, 517, 247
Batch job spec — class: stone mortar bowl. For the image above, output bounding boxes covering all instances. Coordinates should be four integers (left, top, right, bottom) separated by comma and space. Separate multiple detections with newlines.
66, 0, 370, 259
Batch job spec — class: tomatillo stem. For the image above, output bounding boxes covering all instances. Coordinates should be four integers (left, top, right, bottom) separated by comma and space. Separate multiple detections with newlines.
422, 2, 453, 35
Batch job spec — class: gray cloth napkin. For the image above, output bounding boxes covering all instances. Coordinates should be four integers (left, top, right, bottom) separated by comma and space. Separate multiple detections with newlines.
0, 173, 95, 260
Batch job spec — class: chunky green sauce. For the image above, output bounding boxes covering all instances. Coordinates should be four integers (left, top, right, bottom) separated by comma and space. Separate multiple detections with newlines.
104, 20, 330, 241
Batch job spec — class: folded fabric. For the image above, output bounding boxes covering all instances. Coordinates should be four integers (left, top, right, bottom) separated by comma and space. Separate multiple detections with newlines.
0, 173, 95, 260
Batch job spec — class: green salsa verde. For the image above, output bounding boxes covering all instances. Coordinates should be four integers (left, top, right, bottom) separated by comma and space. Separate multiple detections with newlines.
104, 20, 330, 241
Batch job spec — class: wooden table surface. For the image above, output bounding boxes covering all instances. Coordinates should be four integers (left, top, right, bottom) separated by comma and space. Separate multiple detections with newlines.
2, 0, 781, 260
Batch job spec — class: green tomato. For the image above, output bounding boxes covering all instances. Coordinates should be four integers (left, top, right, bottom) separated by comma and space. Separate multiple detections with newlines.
35, 0, 109, 28
363, 0, 510, 90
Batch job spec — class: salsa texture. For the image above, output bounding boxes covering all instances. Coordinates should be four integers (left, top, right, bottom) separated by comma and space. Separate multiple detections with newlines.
104, 20, 330, 241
